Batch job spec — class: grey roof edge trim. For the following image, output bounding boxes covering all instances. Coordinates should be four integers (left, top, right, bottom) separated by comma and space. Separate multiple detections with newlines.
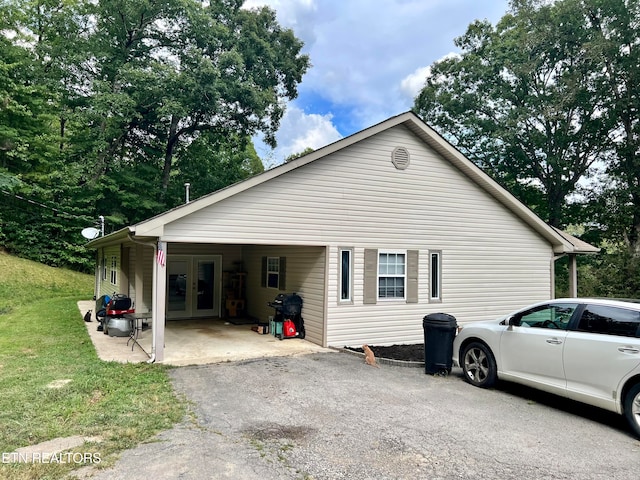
550, 227, 601, 254
85, 227, 133, 248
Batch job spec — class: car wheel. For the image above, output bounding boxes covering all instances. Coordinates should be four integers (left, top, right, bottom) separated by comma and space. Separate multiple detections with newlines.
461, 342, 497, 388
624, 383, 640, 439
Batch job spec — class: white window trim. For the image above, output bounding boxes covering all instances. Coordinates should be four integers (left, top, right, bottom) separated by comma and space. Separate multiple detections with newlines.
110, 256, 117, 286
101, 256, 107, 281
266, 256, 280, 289
429, 250, 442, 303
339, 247, 353, 304
377, 250, 406, 301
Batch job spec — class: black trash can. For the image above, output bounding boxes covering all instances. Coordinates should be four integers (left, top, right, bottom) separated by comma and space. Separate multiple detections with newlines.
423, 313, 458, 375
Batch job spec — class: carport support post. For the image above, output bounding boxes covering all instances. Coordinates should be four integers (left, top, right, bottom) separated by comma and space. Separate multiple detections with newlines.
152, 241, 167, 362
568, 254, 578, 298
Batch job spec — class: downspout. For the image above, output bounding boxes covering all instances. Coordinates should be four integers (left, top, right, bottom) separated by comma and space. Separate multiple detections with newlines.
127, 233, 158, 363
97, 248, 104, 299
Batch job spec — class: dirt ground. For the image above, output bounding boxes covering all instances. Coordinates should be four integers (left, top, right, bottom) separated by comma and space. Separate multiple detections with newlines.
345, 344, 424, 362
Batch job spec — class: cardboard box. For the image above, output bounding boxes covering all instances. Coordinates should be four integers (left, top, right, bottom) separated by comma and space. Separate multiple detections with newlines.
256, 323, 269, 335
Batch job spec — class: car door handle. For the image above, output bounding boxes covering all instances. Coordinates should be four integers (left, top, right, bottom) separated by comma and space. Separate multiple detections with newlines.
546, 338, 563, 345
618, 346, 640, 354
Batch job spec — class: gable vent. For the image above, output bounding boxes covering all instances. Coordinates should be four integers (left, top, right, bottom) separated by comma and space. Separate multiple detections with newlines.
392, 146, 410, 170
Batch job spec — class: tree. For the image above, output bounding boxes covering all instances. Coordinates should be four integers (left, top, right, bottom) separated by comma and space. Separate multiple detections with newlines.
0, 0, 308, 268
285, 147, 315, 162
169, 132, 264, 206
413, 0, 611, 228
64, 0, 308, 207
577, 0, 640, 254
0, 22, 59, 185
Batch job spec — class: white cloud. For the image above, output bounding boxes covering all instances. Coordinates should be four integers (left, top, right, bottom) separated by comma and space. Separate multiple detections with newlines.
399, 53, 462, 101
243, 0, 510, 163
254, 106, 341, 167
282, 109, 342, 153
399, 66, 432, 101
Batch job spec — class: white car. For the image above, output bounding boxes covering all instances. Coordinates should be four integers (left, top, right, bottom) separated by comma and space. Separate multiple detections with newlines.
452, 298, 640, 438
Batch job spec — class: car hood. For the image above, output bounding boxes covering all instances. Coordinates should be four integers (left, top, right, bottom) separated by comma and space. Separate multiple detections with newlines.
461, 316, 508, 328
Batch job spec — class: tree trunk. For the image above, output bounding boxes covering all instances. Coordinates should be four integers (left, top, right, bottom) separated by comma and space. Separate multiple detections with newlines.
59, 117, 66, 152
160, 115, 180, 199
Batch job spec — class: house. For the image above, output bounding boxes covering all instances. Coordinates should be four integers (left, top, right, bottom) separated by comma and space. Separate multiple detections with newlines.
86, 111, 598, 362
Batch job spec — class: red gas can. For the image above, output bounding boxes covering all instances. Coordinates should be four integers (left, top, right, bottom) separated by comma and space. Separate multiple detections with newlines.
283, 319, 297, 337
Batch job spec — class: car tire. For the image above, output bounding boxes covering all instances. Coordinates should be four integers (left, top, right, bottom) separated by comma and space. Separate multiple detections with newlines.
624, 383, 640, 439
461, 341, 497, 388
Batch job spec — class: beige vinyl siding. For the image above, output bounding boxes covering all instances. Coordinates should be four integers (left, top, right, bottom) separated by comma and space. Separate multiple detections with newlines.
162, 124, 554, 347
169, 243, 243, 276
98, 245, 121, 298
168, 243, 242, 259
128, 245, 138, 307
242, 245, 326, 346
325, 245, 550, 347
128, 244, 154, 311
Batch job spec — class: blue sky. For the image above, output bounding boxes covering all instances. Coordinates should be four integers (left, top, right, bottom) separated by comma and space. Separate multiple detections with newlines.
243, 0, 510, 166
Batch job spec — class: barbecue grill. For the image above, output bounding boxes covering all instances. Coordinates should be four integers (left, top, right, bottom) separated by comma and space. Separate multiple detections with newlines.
268, 292, 305, 340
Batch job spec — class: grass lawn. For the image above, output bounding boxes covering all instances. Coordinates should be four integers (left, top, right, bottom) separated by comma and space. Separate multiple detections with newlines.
0, 252, 186, 480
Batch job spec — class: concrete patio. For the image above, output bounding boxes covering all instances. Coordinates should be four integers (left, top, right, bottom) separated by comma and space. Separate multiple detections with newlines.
77, 300, 332, 366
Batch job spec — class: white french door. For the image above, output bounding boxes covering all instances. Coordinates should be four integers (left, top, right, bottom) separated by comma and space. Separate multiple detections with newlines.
166, 255, 221, 319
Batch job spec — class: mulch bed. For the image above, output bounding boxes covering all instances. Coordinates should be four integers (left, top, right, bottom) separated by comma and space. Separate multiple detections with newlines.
345, 344, 424, 362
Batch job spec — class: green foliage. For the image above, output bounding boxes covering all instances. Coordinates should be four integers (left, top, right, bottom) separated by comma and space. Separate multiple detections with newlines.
0, 0, 308, 269
170, 132, 264, 204
285, 147, 315, 162
0, 189, 96, 272
414, 0, 613, 228
555, 247, 640, 299
576, 0, 640, 253
0, 33, 59, 181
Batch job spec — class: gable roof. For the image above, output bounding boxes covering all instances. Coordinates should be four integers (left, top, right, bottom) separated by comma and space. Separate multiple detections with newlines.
87, 111, 597, 254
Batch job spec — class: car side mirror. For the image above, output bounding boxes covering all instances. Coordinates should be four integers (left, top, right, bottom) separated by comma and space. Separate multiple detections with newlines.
508, 316, 521, 327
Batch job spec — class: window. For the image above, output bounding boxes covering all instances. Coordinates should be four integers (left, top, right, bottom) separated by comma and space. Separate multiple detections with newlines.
261, 256, 286, 290
378, 252, 405, 299
110, 256, 117, 285
429, 251, 441, 302
577, 305, 640, 337
266, 257, 280, 289
363, 249, 418, 304
339, 248, 353, 302
101, 256, 107, 281
513, 303, 578, 330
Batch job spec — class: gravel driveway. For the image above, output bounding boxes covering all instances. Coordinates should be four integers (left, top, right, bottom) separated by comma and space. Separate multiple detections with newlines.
82, 351, 640, 479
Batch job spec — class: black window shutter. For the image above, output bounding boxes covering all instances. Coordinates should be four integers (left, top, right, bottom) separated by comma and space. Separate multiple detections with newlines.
261, 256, 267, 287
279, 257, 286, 291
